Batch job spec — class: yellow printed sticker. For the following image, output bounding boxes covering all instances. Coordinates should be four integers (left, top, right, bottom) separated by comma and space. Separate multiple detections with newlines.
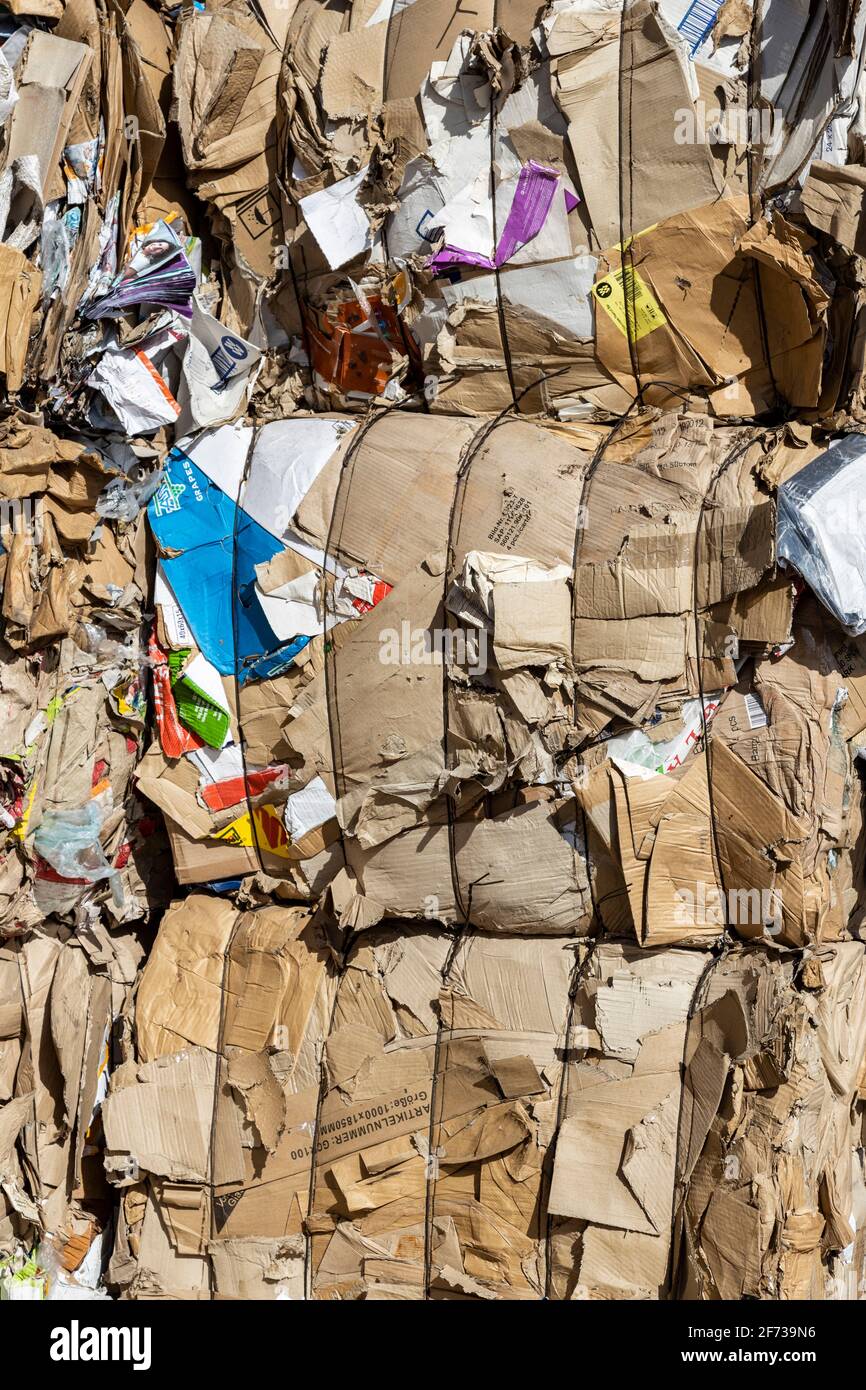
611, 223, 658, 252
214, 803, 292, 859
13, 775, 39, 840
592, 266, 667, 342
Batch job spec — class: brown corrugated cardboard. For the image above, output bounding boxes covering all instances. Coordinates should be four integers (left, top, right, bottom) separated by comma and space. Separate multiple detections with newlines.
4, 0, 866, 1313
107, 904, 866, 1301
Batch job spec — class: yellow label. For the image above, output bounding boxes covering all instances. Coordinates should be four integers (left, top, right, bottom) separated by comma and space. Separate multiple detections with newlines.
14, 688, 76, 838
13, 776, 39, 840
592, 266, 667, 342
112, 686, 135, 717
214, 803, 291, 859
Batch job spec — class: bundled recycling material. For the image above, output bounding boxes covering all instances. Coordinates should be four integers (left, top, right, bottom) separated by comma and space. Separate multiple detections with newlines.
98, 897, 866, 1300
271, 0, 866, 416
3, 0, 866, 1304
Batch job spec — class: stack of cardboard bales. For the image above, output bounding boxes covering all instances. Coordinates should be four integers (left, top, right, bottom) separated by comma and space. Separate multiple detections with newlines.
3, 0, 866, 1304
100, 399, 866, 1300
0, 0, 182, 1298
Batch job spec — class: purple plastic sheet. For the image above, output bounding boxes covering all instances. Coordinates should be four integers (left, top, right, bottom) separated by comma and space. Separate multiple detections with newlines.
430, 161, 568, 273
82, 222, 197, 321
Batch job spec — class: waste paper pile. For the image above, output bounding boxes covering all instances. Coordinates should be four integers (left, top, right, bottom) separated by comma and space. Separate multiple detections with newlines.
2, 0, 866, 1302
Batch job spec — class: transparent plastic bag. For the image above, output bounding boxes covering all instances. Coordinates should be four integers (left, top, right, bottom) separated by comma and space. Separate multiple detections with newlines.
36, 1238, 110, 1302
33, 795, 124, 909
96, 465, 163, 524
0, 1249, 44, 1300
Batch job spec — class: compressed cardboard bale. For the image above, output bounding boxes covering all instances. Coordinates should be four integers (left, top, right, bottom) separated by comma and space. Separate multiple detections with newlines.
541, 938, 866, 1302
0, 921, 145, 1282
266, 0, 866, 417
672, 941, 866, 1301
108, 903, 866, 1301
304, 927, 574, 1299
130, 408, 866, 960
110, 910, 584, 1299
143, 411, 838, 953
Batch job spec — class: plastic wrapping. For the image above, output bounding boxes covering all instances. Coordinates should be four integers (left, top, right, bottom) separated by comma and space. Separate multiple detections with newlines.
777, 436, 866, 634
